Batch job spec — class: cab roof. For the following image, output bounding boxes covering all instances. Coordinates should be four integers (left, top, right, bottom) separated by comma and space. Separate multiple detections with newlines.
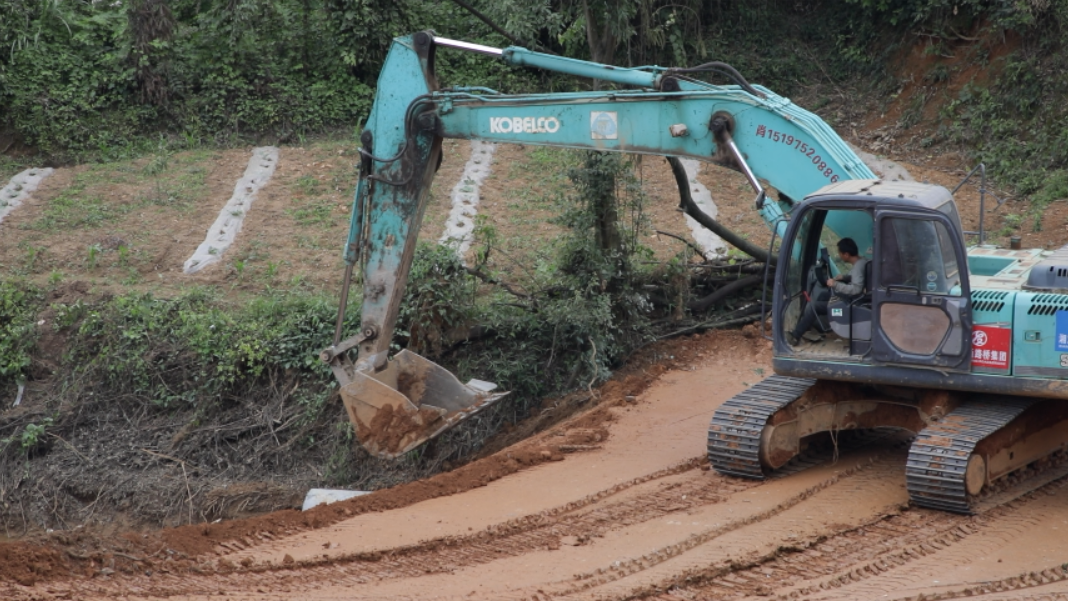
804, 178, 953, 210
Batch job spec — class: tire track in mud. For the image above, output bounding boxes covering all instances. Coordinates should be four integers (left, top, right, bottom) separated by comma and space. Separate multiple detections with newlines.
2, 437, 912, 600
257, 441, 902, 601
548, 450, 906, 601
3, 457, 725, 599
299, 457, 741, 581
646, 473, 1068, 601
216, 455, 714, 562
886, 564, 1068, 601
650, 505, 974, 600
274, 440, 905, 601
809, 478, 1068, 601
44, 475, 1067, 601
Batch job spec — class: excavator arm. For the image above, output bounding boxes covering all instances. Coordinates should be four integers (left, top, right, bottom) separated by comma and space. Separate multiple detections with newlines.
322, 31, 876, 458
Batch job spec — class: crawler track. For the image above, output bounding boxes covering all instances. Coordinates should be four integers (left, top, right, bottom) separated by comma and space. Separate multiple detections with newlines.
707, 375, 816, 477
906, 397, 1035, 513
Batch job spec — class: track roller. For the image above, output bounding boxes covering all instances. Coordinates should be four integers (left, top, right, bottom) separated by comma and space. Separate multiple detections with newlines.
907, 398, 1068, 513
708, 378, 941, 478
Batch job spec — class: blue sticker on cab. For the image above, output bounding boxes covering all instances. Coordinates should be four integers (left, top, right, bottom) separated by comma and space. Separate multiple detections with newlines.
1057, 310, 1068, 351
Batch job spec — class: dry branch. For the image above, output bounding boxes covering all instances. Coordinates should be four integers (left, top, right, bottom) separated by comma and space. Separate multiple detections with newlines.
687, 274, 764, 313
666, 156, 775, 264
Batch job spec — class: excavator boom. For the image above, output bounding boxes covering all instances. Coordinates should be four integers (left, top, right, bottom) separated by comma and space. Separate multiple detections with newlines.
323, 31, 874, 458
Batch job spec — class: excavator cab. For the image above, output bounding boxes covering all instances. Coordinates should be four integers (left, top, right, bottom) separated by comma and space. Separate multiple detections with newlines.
774, 179, 972, 370
717, 179, 1068, 512
777, 200, 875, 357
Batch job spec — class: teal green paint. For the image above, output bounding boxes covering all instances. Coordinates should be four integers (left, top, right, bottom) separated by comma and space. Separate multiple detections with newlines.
968, 254, 1017, 276
1014, 293, 1068, 374
348, 34, 883, 357
348, 35, 437, 346
502, 47, 662, 88
435, 88, 874, 206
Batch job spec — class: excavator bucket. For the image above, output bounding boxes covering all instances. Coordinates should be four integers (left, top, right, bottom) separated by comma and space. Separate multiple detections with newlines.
339, 350, 508, 459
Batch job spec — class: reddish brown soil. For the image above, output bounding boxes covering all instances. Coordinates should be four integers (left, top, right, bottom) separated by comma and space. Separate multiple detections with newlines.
0, 328, 759, 593
352, 402, 446, 456
4, 326, 1068, 601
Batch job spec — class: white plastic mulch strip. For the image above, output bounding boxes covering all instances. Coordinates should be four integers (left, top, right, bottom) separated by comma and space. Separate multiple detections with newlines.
849, 142, 914, 182
302, 488, 371, 511
0, 167, 54, 225
184, 147, 279, 274
679, 158, 727, 259
439, 141, 497, 260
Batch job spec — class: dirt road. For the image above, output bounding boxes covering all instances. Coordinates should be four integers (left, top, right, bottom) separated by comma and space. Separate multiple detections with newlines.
4, 329, 1068, 601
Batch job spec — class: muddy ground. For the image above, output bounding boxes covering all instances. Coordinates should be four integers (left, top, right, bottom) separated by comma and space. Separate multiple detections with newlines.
3, 327, 1068, 600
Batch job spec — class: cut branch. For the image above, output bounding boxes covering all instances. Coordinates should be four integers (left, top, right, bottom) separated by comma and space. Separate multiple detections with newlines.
657, 307, 764, 340
463, 265, 531, 301
666, 156, 775, 264
687, 274, 764, 313
655, 229, 709, 259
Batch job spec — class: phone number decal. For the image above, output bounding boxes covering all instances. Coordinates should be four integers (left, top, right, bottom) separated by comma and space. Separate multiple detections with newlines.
755, 125, 840, 183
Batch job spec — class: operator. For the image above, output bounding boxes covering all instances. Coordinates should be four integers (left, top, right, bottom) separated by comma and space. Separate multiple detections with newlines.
787, 238, 868, 346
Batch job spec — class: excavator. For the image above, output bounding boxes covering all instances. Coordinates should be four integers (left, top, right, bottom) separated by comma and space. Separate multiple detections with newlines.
320, 31, 1068, 513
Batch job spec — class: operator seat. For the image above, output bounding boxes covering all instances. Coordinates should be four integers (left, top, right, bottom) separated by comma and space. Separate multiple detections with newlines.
827, 260, 873, 355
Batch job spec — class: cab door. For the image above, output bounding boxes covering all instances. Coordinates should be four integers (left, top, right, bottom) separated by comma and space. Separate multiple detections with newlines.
872, 211, 972, 369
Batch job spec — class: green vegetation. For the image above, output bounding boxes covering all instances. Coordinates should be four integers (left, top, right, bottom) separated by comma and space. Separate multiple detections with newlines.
0, 0, 865, 161
288, 175, 339, 227
837, 1, 1068, 196
400, 151, 676, 420
0, 0, 379, 160
0, 145, 723, 530
1, 417, 53, 456
0, 280, 41, 386
0, 156, 29, 184
3, 0, 1068, 199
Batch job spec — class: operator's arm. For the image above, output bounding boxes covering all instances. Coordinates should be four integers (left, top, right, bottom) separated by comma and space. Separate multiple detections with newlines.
831, 259, 868, 297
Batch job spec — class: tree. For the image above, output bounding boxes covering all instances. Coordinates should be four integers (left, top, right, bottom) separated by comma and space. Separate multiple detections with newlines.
128, 0, 176, 107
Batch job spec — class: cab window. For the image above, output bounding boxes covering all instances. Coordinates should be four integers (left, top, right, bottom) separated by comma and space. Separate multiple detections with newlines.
879, 217, 960, 294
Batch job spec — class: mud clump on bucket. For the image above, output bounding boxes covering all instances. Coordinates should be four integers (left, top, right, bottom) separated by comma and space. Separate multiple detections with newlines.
356, 402, 445, 456
396, 369, 428, 405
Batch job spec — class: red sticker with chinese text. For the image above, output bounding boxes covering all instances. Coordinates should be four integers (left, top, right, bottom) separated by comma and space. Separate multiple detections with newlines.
972, 325, 1011, 369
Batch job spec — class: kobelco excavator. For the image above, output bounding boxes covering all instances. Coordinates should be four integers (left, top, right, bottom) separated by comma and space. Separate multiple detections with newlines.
322, 31, 1068, 513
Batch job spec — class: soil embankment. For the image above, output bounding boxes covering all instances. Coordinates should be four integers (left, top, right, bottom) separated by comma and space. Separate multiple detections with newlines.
4, 328, 1068, 600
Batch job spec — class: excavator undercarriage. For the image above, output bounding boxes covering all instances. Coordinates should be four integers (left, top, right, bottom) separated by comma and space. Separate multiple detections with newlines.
709, 377, 1068, 513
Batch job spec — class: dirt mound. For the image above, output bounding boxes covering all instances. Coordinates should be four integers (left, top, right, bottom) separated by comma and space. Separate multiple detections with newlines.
0, 543, 65, 587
